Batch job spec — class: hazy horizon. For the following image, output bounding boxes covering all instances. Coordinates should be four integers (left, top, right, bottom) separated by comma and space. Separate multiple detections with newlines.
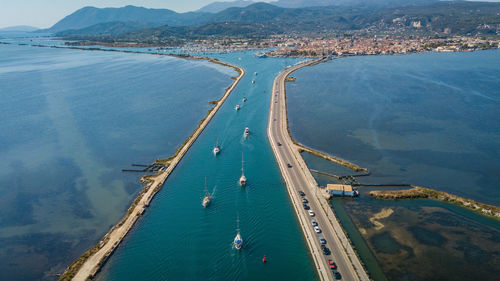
0, 0, 498, 30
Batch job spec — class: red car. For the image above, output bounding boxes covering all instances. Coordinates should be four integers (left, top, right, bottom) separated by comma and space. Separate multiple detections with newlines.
328, 260, 337, 270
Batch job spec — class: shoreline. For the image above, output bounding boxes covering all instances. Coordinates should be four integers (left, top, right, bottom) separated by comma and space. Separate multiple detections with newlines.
269, 57, 371, 281
58, 54, 244, 281
369, 186, 500, 220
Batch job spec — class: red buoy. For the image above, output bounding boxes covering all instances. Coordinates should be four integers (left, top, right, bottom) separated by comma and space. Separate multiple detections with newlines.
262, 255, 267, 263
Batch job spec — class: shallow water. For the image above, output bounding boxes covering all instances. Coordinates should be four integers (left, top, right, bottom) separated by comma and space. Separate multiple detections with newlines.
289, 51, 500, 281
96, 52, 318, 281
0, 43, 235, 280
287, 51, 500, 205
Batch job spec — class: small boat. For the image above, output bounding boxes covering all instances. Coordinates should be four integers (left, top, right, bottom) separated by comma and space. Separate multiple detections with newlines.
243, 127, 250, 138
213, 139, 220, 156
262, 255, 267, 263
234, 216, 243, 250
254, 72, 258, 75
251, 79, 255, 84
235, 104, 240, 111
239, 153, 247, 187
202, 178, 216, 208
202, 178, 211, 208
242, 97, 247, 102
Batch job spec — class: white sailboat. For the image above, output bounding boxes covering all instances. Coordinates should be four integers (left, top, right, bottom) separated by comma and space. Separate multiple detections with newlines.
233, 216, 243, 250
213, 139, 220, 156
202, 179, 216, 208
239, 153, 247, 187
202, 178, 211, 208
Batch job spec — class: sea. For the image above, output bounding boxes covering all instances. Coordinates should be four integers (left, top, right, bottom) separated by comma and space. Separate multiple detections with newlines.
287, 50, 500, 281
0, 39, 237, 280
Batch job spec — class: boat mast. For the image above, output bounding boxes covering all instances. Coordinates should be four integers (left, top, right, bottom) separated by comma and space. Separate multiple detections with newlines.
241, 153, 245, 177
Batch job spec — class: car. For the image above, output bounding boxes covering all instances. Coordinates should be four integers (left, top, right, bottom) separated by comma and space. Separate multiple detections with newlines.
302, 198, 308, 203
314, 226, 321, 233
321, 245, 330, 255
308, 210, 315, 216
287, 163, 292, 168
311, 219, 318, 226
334, 272, 342, 280
303, 204, 310, 210
298, 191, 305, 196
319, 237, 327, 244
277, 142, 281, 146
328, 260, 337, 270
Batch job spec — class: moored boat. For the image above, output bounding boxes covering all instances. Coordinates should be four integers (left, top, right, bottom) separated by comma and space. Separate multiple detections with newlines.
243, 127, 249, 138
235, 104, 240, 111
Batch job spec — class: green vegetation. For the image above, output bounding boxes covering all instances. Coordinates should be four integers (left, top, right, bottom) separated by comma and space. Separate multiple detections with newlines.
369, 187, 500, 220
57, 2, 500, 44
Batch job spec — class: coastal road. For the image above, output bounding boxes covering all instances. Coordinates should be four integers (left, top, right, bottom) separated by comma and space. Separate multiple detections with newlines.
267, 59, 370, 281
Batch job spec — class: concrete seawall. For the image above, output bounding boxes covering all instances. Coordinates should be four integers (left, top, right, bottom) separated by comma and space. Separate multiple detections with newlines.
60, 57, 244, 281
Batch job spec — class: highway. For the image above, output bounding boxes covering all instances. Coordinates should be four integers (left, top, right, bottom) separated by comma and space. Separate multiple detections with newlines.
267, 59, 370, 281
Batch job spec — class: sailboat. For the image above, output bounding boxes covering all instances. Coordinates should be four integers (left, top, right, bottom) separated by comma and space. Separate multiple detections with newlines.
213, 139, 220, 156
202, 178, 211, 208
239, 153, 247, 187
233, 216, 243, 250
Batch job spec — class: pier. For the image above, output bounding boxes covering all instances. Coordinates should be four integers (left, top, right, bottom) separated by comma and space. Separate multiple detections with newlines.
268, 59, 369, 281
61, 60, 245, 281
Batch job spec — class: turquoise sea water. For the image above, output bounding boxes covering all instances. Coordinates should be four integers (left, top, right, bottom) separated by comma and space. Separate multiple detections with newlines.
287, 51, 500, 205
0, 42, 236, 280
96, 52, 318, 281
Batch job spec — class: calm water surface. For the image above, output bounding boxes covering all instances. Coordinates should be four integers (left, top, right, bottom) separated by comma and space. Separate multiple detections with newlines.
288, 51, 500, 280
287, 50, 500, 205
96, 52, 318, 281
0, 43, 235, 280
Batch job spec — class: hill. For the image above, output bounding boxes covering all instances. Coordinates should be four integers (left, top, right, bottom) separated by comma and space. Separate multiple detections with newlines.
197, 0, 256, 13
0, 25, 38, 32
58, 2, 500, 42
47, 5, 211, 32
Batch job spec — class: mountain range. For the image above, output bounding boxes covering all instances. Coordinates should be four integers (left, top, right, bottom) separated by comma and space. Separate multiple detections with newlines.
52, 1, 500, 43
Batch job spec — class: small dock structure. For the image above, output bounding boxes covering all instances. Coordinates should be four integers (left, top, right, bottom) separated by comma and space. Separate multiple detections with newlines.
326, 184, 359, 197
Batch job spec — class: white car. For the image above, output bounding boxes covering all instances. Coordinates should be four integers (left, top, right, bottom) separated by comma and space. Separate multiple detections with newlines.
314, 226, 321, 233
308, 210, 315, 217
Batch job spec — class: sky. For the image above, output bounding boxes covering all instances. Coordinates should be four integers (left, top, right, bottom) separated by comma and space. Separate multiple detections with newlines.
0, 0, 269, 29
0, 0, 497, 29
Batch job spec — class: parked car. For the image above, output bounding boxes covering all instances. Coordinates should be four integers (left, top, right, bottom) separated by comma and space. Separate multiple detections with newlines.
311, 219, 318, 226
302, 198, 308, 203
334, 272, 342, 279
287, 163, 292, 168
303, 204, 310, 210
319, 237, 327, 244
298, 191, 306, 196
308, 210, 315, 216
314, 226, 321, 233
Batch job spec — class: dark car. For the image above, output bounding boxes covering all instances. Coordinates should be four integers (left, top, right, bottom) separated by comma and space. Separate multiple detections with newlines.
277, 142, 282, 146
303, 204, 310, 210
321, 245, 331, 255
302, 198, 308, 203
287, 163, 292, 168
299, 191, 306, 196
319, 237, 327, 244
334, 272, 342, 280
